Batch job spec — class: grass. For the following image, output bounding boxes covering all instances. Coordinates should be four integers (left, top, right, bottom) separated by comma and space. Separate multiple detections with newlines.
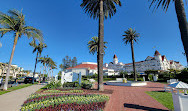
0, 84, 34, 95
146, 91, 174, 111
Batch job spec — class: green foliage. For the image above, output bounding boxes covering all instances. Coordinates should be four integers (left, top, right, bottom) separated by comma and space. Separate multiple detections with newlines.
9, 76, 13, 80
63, 82, 80, 88
144, 70, 159, 74
43, 89, 84, 93
87, 36, 108, 55
146, 91, 174, 110
21, 94, 109, 111
119, 71, 128, 78
57, 71, 61, 80
80, 0, 121, 19
81, 80, 92, 89
62, 56, 78, 70
46, 81, 62, 89
148, 74, 153, 81
176, 68, 188, 83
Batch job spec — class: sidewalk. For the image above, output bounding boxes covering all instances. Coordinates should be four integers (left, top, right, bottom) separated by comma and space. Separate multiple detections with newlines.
104, 82, 169, 111
0, 84, 45, 111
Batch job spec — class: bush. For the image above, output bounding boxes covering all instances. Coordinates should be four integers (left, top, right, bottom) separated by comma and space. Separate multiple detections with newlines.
81, 80, 92, 89
63, 81, 80, 88
46, 81, 62, 89
176, 68, 188, 83
148, 74, 153, 81
137, 78, 144, 81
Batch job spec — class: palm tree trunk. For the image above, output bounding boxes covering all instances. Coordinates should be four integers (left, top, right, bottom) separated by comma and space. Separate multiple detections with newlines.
52, 69, 53, 80
32, 52, 38, 84
42, 66, 44, 77
48, 67, 50, 79
131, 40, 137, 81
51, 67, 53, 80
98, 0, 104, 91
3, 33, 19, 90
175, 0, 188, 64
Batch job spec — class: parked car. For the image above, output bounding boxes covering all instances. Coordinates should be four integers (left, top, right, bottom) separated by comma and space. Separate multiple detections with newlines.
24, 77, 36, 84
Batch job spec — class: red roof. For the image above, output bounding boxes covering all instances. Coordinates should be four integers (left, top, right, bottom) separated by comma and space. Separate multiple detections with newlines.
113, 54, 117, 59
154, 50, 161, 56
162, 55, 165, 61
67, 64, 107, 70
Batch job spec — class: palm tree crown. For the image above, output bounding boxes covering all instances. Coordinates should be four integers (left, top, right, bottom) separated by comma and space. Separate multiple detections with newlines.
29, 41, 47, 56
0, 9, 43, 42
80, 0, 121, 19
122, 28, 140, 45
88, 36, 107, 55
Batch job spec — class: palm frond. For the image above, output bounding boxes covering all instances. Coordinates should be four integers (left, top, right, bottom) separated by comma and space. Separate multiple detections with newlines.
149, 0, 175, 12
122, 28, 140, 45
81, 0, 121, 19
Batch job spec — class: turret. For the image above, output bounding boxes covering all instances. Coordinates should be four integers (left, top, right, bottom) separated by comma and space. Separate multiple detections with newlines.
113, 54, 118, 64
154, 50, 162, 61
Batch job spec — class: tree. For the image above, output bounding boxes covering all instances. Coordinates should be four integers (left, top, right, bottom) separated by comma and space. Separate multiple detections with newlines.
61, 56, 77, 70
0, 9, 43, 90
62, 56, 71, 70
30, 40, 47, 83
71, 57, 78, 67
48, 57, 57, 80
59, 64, 64, 71
123, 28, 140, 81
149, 0, 188, 64
81, 0, 121, 91
38, 56, 49, 78
88, 36, 107, 55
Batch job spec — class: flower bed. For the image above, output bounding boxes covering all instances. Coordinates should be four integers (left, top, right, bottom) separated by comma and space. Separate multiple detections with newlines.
21, 94, 109, 111
42, 89, 84, 93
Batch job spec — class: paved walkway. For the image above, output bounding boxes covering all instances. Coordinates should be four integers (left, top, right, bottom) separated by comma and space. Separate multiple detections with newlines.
0, 84, 45, 111
104, 82, 169, 111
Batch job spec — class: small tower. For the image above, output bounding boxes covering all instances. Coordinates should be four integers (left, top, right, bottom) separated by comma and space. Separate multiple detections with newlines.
113, 54, 118, 64
154, 50, 162, 61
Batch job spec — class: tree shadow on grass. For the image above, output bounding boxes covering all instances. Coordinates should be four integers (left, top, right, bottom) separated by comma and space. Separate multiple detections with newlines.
124, 103, 168, 111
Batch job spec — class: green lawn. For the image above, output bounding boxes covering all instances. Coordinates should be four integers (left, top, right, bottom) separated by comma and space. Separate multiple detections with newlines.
0, 84, 33, 95
146, 91, 174, 111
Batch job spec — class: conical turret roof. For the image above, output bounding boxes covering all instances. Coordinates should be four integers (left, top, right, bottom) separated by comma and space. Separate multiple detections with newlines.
113, 54, 117, 59
154, 50, 161, 56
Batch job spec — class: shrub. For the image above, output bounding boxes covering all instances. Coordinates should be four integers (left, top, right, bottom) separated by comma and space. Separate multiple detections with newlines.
43, 89, 84, 93
176, 68, 188, 83
137, 78, 144, 81
63, 81, 80, 88
46, 81, 62, 89
148, 74, 153, 81
81, 80, 92, 89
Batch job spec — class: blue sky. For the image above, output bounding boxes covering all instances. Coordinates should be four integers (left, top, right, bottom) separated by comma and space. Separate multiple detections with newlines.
0, 0, 187, 75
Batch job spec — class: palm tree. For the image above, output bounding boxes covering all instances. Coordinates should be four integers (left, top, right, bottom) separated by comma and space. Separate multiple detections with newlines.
48, 57, 56, 80
59, 64, 64, 71
149, 0, 188, 64
38, 56, 49, 79
122, 28, 140, 81
81, 0, 121, 91
88, 36, 107, 55
30, 41, 47, 83
0, 9, 43, 90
